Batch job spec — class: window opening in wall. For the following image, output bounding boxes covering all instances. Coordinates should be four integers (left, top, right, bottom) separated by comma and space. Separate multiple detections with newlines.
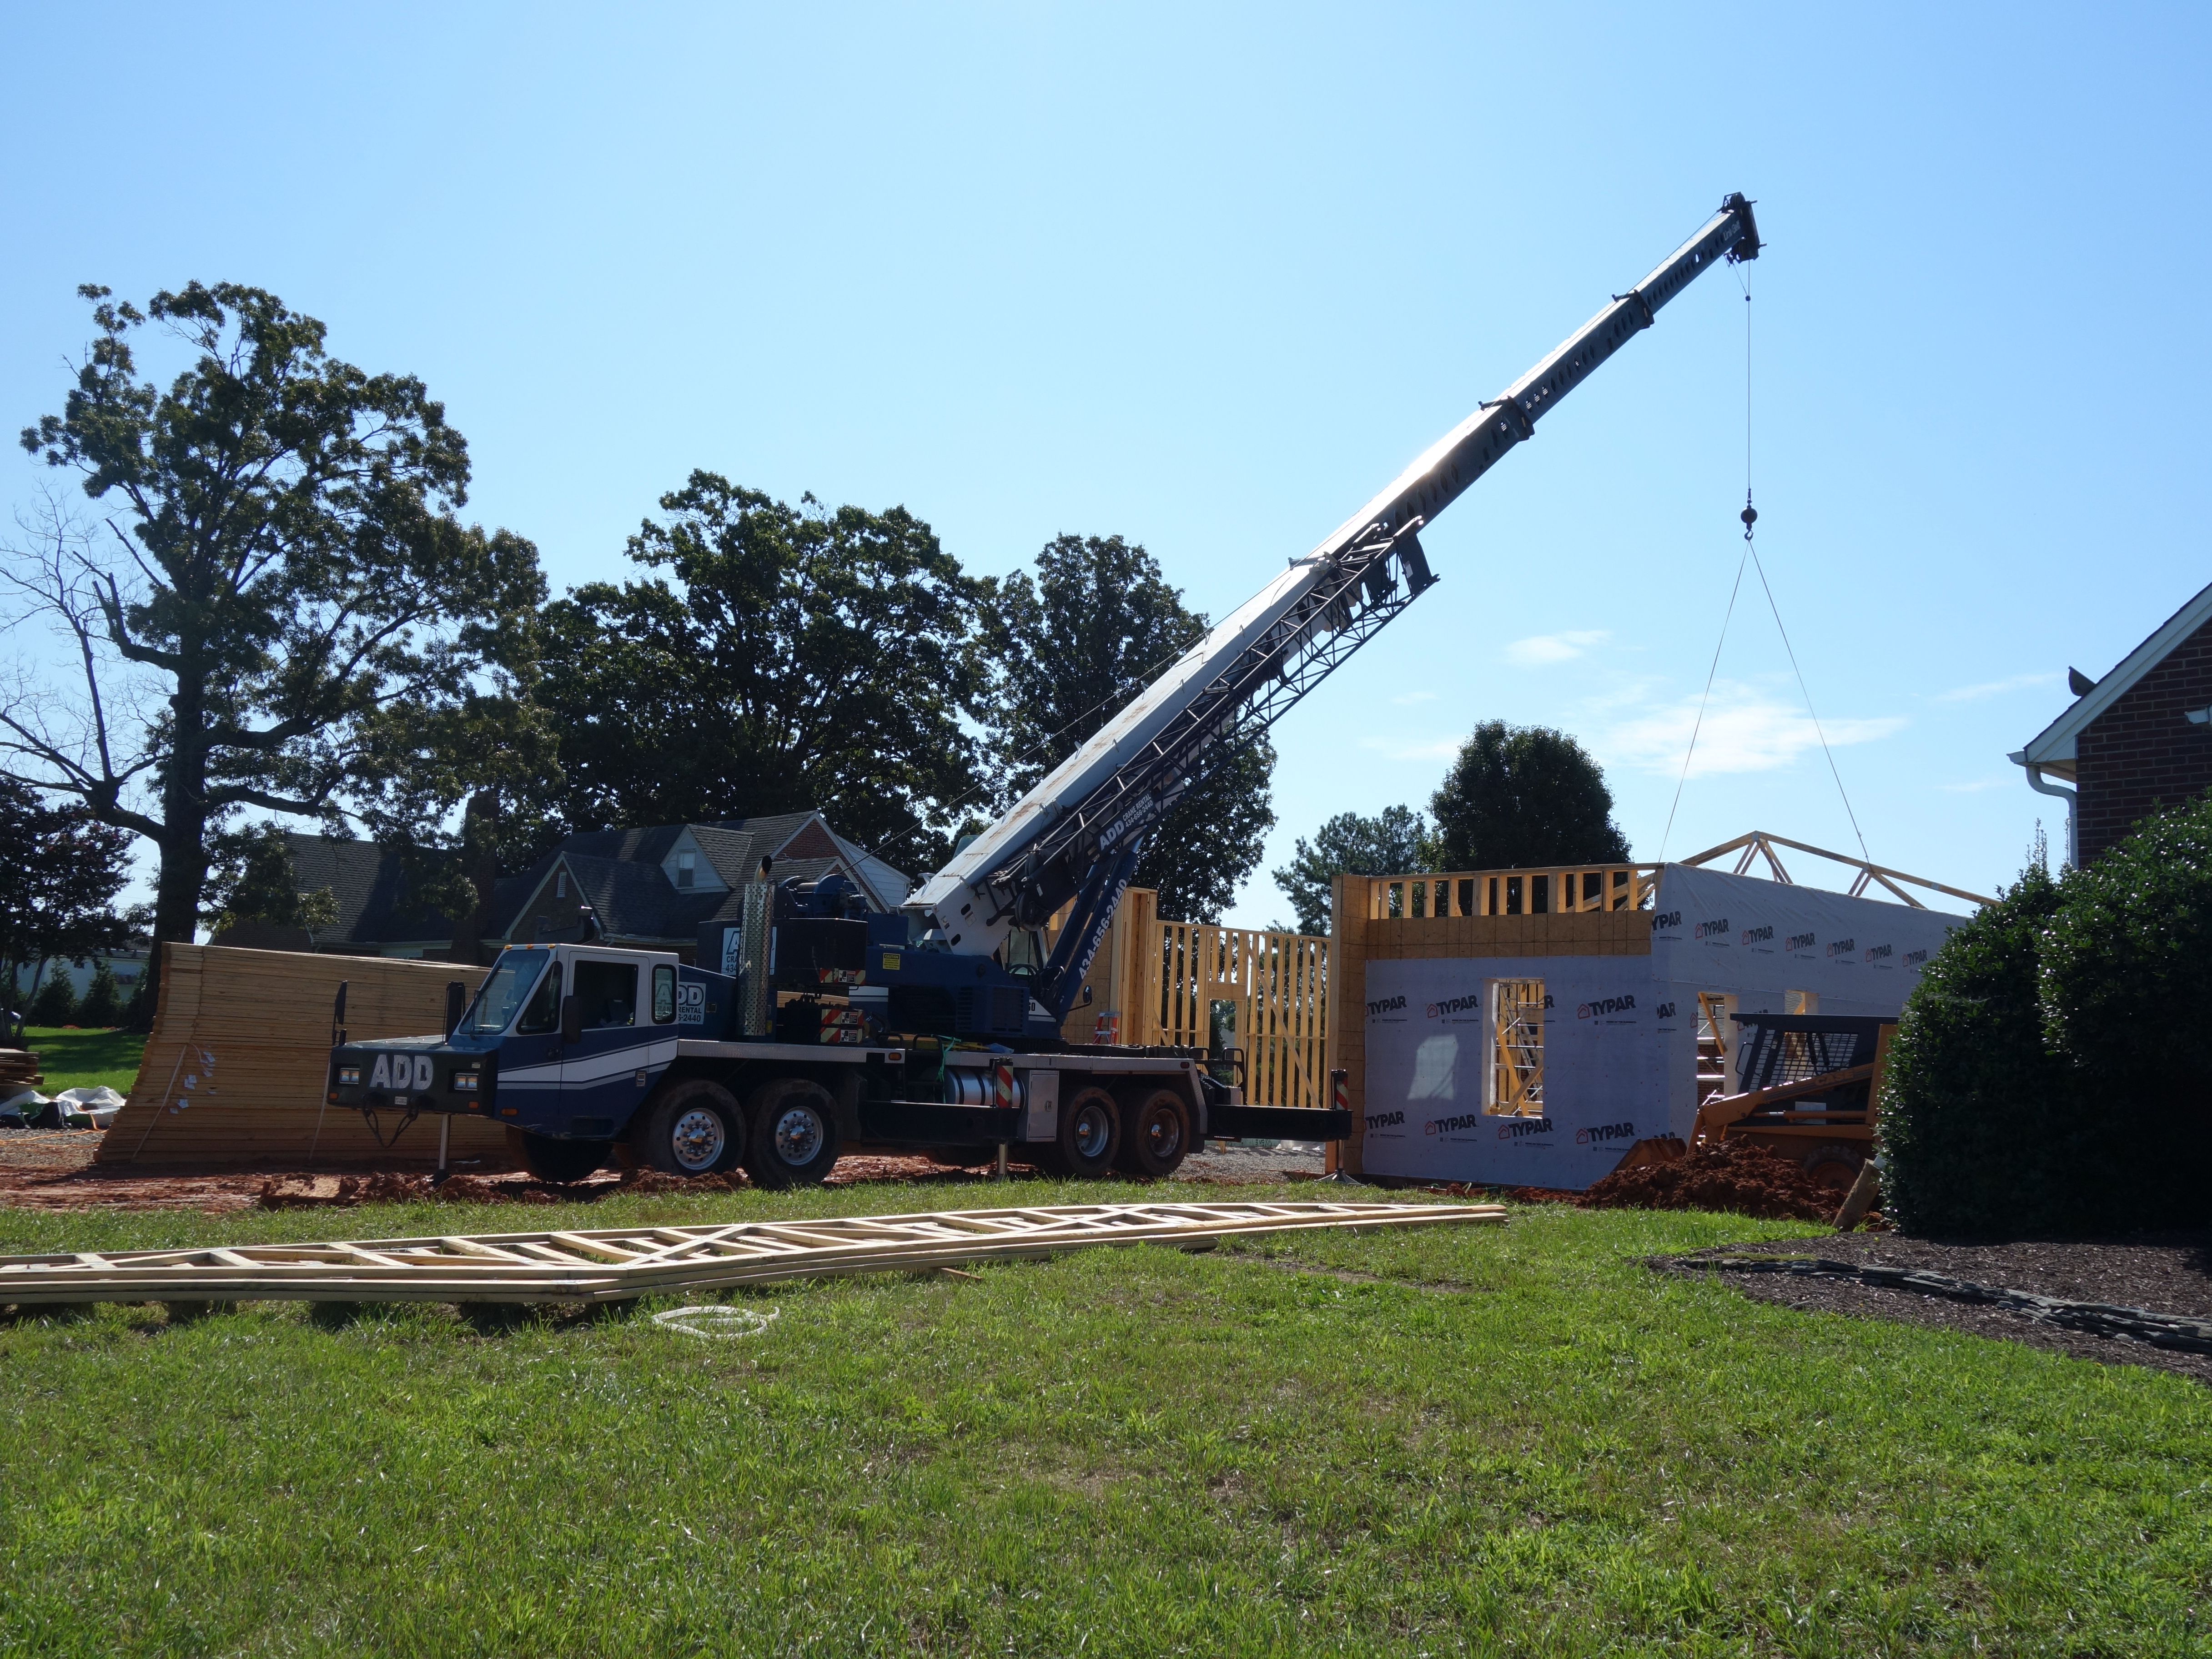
1695, 991, 1736, 1106
1785, 989, 1818, 1015
676, 849, 697, 890
556, 870, 568, 899
1486, 978, 1545, 1115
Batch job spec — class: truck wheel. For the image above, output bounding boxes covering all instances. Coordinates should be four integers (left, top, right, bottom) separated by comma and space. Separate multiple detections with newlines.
1116, 1087, 1191, 1180
506, 1127, 610, 1184
1042, 1085, 1120, 1180
746, 1079, 843, 1189
640, 1079, 745, 1176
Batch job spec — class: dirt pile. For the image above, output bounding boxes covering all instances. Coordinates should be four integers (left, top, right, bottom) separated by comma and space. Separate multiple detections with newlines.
1580, 1139, 1840, 1222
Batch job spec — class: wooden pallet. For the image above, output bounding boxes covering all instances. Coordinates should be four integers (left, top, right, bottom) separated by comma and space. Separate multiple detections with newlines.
0, 1200, 1504, 1306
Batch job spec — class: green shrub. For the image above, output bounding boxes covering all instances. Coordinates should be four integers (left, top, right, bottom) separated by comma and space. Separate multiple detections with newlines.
1883, 802, 2212, 1235
1880, 865, 2091, 1233
77, 960, 122, 1027
2039, 791, 2212, 1100
27, 970, 77, 1027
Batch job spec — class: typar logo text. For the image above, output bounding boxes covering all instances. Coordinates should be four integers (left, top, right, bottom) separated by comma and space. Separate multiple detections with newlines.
1493, 1116, 1554, 1141
1693, 915, 1731, 940
1364, 1110, 1404, 1132
1575, 1121, 1637, 1146
1904, 948, 1929, 967
1576, 993, 1638, 1020
1825, 938, 1857, 959
1785, 931, 1816, 952
1365, 994, 1406, 1017
1425, 991, 1483, 1020
1864, 943, 1894, 964
1425, 1111, 1499, 1137
1739, 925, 1774, 947
1651, 910, 1681, 932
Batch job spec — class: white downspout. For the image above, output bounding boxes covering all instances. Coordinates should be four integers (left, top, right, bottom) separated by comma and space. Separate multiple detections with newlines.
2010, 750, 2076, 869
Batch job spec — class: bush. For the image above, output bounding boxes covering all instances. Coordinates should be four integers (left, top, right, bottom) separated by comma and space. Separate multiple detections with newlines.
2039, 793, 2212, 1101
77, 960, 122, 1027
1882, 804, 2212, 1235
28, 969, 77, 1026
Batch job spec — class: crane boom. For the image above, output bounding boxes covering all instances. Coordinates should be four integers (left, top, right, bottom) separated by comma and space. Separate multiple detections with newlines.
910, 192, 1761, 1011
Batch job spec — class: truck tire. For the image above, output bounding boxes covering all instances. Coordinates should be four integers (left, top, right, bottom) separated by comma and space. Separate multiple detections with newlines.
745, 1078, 843, 1189
506, 1126, 611, 1184
1041, 1085, 1120, 1180
1116, 1086, 1191, 1180
639, 1079, 745, 1176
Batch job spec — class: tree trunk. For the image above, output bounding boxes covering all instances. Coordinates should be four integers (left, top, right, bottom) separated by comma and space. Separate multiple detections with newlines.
133, 682, 212, 1033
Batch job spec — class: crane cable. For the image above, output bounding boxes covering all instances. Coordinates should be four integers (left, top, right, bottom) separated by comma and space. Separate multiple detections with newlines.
1659, 275, 1872, 864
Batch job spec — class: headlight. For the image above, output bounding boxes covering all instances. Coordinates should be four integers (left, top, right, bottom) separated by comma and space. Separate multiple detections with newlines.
452, 1071, 480, 1092
337, 1067, 361, 1086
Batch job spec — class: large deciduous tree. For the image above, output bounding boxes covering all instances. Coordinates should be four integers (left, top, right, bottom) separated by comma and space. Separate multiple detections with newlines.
1428, 720, 1630, 871
987, 534, 1277, 924
6, 283, 545, 1011
1270, 804, 1433, 936
537, 473, 989, 876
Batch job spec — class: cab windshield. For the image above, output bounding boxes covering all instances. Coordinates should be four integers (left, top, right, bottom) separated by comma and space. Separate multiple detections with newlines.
464, 950, 551, 1034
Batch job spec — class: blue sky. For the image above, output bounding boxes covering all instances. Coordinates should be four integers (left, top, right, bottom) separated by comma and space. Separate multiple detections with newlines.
5, 4, 2206, 926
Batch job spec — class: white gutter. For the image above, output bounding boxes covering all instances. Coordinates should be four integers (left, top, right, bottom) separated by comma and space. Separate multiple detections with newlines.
2009, 749, 2077, 869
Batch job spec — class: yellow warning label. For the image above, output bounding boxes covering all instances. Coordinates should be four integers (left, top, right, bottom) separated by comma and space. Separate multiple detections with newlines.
881, 952, 901, 971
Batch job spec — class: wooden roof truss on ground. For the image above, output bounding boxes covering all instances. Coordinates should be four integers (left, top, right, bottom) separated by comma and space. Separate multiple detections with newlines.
0, 1200, 1503, 1307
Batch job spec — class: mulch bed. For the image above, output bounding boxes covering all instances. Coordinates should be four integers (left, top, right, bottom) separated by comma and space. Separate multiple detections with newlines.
1662, 1231, 2212, 1386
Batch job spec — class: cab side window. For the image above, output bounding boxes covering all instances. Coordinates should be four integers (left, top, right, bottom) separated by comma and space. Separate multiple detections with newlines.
652, 965, 676, 1025
516, 962, 563, 1034
572, 959, 638, 1029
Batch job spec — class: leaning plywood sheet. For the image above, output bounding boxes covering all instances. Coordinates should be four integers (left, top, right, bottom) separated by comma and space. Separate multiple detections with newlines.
0, 1200, 1505, 1305
99, 944, 499, 1167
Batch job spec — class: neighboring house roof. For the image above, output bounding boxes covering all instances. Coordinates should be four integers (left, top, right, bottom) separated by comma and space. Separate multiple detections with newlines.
264, 813, 911, 953
2014, 577, 2212, 778
282, 834, 461, 947
491, 812, 911, 946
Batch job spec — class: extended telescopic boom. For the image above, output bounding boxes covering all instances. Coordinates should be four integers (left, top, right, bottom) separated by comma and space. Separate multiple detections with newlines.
911, 192, 1762, 1015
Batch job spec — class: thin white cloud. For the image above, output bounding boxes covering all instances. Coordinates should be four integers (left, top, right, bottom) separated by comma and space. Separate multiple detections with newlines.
1504, 629, 1611, 667
1359, 734, 1464, 762
1600, 682, 1906, 778
1931, 672, 2061, 704
1391, 690, 1438, 705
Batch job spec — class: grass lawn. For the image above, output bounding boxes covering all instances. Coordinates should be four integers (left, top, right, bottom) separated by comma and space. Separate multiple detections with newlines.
1, 1185, 2206, 1656
21, 1025, 147, 1096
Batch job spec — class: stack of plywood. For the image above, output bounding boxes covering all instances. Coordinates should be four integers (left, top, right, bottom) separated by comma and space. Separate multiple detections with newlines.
97, 944, 509, 1168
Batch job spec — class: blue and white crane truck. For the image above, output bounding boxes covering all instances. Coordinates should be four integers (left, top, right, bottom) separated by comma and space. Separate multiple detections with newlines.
327, 193, 1762, 1187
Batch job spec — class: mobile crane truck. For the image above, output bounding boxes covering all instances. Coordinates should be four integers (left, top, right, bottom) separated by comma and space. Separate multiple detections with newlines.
327, 193, 1762, 1186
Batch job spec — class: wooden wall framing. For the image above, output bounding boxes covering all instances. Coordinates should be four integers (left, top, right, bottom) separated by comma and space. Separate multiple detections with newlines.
1326, 865, 1654, 1175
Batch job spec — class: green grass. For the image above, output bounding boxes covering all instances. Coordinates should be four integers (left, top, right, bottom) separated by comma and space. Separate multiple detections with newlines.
1, 1185, 2207, 1656
21, 1025, 147, 1096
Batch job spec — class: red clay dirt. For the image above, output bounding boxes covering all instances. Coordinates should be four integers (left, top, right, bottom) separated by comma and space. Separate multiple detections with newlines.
1579, 1138, 1842, 1223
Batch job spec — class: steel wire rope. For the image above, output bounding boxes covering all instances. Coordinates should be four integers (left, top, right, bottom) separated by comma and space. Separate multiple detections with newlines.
1660, 274, 1873, 864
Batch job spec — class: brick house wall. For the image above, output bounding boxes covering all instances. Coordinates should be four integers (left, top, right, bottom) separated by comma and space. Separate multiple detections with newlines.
2075, 613, 2212, 863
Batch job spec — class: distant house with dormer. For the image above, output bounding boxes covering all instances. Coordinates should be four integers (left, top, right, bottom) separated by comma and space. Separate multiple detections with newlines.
246, 812, 908, 963
2012, 577, 2212, 866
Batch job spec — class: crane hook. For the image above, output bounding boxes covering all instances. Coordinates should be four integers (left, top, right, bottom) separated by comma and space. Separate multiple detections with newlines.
1740, 493, 1757, 542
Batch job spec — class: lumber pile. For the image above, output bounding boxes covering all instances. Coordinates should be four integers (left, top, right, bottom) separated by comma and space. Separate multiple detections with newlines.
0, 1049, 42, 1093
98, 944, 502, 1169
0, 1199, 1507, 1306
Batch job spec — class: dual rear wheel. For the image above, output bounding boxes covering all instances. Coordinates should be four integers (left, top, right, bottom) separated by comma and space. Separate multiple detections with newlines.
631, 1077, 841, 1188
1038, 1084, 1192, 1181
